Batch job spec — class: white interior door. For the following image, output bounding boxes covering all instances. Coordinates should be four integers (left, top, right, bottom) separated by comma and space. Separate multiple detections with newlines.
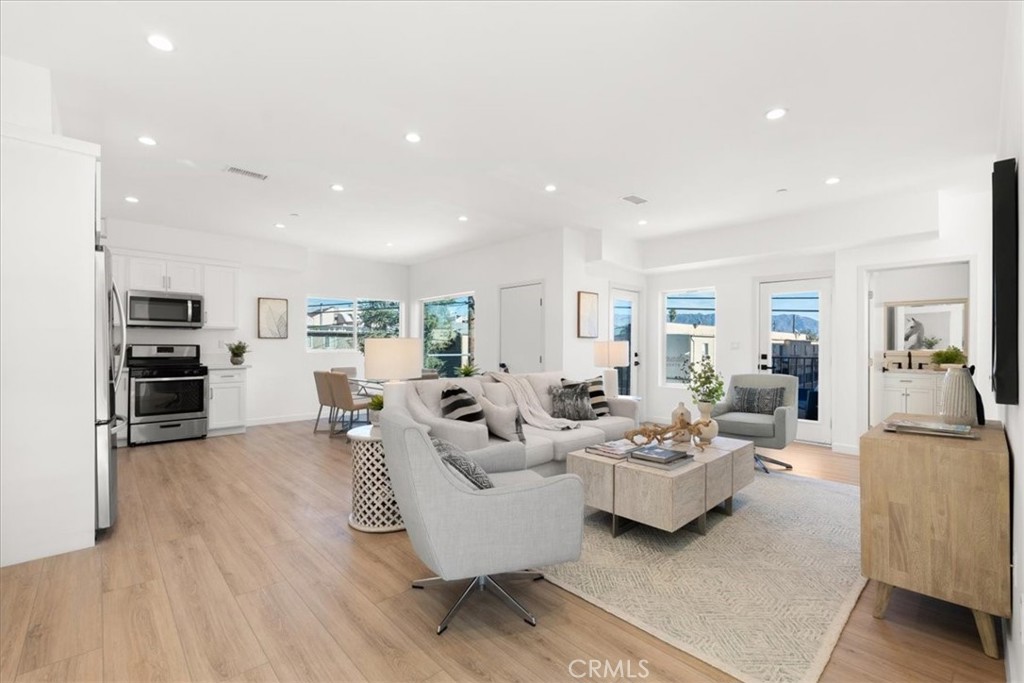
499, 282, 544, 373
758, 278, 832, 444
611, 288, 640, 396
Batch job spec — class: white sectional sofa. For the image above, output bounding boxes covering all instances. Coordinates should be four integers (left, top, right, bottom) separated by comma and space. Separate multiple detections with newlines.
398, 370, 639, 477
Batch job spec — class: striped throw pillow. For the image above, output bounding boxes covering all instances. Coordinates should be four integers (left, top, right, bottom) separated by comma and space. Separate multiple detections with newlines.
440, 384, 486, 423
562, 377, 610, 416
732, 386, 785, 415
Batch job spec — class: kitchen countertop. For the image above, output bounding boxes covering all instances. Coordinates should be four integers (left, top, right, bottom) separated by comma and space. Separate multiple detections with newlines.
207, 364, 251, 371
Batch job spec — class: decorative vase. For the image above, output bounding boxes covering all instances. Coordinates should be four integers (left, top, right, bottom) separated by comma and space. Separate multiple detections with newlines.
369, 409, 381, 426
671, 402, 691, 426
230, 355, 244, 366
940, 367, 978, 426
694, 402, 719, 445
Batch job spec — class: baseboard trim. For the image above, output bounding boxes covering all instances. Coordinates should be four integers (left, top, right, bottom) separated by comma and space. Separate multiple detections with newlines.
831, 443, 860, 456
247, 412, 318, 427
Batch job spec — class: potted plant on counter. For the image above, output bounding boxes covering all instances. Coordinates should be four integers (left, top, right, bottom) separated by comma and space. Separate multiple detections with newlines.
687, 355, 725, 445
368, 394, 384, 425
227, 341, 250, 366
931, 346, 967, 369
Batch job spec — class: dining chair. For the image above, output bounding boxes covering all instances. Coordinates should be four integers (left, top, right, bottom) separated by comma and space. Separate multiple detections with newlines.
327, 371, 372, 435
331, 366, 367, 395
313, 371, 338, 433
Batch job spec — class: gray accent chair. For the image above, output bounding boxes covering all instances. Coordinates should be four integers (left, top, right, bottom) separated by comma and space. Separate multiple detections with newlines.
379, 408, 584, 634
712, 373, 799, 473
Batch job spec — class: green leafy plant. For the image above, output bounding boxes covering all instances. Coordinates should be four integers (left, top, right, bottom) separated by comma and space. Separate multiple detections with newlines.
457, 363, 479, 377
368, 394, 384, 411
931, 346, 967, 365
921, 336, 941, 349
226, 341, 249, 357
686, 356, 725, 404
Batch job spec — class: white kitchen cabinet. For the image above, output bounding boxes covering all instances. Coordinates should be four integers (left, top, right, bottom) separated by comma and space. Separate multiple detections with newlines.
203, 265, 238, 329
881, 372, 942, 417
127, 256, 201, 293
209, 368, 247, 435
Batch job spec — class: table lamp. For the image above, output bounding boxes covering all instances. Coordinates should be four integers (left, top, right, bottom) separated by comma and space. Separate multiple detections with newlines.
364, 337, 422, 407
593, 340, 629, 369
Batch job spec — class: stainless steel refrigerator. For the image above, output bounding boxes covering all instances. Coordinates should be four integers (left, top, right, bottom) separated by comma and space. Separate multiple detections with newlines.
95, 245, 126, 530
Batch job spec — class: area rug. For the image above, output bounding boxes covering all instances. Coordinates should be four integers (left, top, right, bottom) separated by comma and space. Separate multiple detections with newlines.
543, 472, 866, 683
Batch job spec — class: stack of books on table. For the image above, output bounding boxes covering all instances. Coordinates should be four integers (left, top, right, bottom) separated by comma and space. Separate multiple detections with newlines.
882, 419, 979, 439
627, 444, 694, 470
584, 439, 640, 459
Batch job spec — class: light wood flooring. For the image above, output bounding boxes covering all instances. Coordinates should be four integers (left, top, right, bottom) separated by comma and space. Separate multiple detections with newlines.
0, 423, 1006, 682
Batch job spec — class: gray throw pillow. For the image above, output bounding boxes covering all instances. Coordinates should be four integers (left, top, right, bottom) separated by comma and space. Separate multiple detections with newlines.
432, 438, 493, 489
478, 396, 526, 443
440, 384, 485, 423
549, 383, 597, 421
562, 377, 610, 416
732, 386, 785, 415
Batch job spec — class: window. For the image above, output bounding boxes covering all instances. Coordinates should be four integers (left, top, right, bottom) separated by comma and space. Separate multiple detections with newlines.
422, 295, 475, 377
306, 298, 401, 351
664, 288, 716, 384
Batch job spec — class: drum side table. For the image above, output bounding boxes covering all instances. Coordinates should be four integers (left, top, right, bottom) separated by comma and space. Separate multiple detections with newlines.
347, 425, 405, 533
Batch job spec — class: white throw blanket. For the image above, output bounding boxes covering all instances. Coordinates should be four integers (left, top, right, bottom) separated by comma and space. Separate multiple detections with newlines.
487, 372, 579, 431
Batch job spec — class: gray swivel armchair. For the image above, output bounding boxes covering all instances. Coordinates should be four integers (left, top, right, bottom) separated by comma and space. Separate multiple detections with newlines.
379, 408, 584, 634
712, 373, 799, 473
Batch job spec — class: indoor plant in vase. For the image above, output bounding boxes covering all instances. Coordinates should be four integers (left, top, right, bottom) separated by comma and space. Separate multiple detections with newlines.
368, 394, 384, 426
226, 341, 249, 366
687, 356, 725, 445
457, 362, 480, 377
930, 345, 967, 370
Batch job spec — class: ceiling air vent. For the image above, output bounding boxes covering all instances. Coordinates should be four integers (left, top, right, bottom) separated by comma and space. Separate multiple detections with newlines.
621, 195, 648, 205
223, 165, 268, 181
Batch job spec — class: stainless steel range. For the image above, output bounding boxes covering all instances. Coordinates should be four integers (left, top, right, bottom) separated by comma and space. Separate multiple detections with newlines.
127, 344, 208, 446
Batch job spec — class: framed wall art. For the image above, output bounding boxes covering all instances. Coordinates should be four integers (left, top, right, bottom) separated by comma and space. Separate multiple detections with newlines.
258, 297, 289, 339
577, 291, 599, 338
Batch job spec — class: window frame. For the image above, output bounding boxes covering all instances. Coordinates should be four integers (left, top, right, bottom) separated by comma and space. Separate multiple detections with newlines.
305, 296, 404, 352
420, 292, 476, 377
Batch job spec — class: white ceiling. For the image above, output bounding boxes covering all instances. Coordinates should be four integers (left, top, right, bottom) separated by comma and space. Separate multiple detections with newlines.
0, 1, 1009, 265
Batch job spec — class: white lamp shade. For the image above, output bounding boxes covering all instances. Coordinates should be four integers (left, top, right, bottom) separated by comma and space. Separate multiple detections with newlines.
364, 338, 422, 381
593, 340, 629, 368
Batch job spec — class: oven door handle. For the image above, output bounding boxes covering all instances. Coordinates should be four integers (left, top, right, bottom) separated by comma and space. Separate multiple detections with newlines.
130, 376, 207, 382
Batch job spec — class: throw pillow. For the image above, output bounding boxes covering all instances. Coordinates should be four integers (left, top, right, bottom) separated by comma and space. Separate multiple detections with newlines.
440, 384, 485, 423
432, 438, 493, 489
562, 376, 610, 416
732, 386, 785, 415
478, 396, 526, 443
549, 383, 597, 421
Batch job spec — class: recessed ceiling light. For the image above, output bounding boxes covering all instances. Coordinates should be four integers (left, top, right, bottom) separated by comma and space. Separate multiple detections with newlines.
458, 216, 468, 222
825, 177, 841, 185
765, 107, 788, 121
386, 242, 394, 247
146, 35, 174, 52
544, 184, 557, 192
137, 136, 157, 146
124, 196, 139, 203
405, 132, 421, 143
330, 184, 344, 192
274, 223, 285, 229
638, 220, 648, 226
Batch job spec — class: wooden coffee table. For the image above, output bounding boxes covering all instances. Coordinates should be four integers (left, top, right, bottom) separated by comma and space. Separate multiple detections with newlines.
567, 437, 755, 536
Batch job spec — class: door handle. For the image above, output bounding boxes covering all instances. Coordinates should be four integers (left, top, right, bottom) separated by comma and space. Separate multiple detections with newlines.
633, 361, 640, 367
759, 364, 771, 370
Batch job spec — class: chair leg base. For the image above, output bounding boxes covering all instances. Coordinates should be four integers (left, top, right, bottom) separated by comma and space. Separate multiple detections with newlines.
412, 573, 540, 634
755, 453, 793, 473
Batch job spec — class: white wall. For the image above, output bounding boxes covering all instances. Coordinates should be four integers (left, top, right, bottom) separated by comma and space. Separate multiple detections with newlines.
408, 228, 645, 382
0, 55, 52, 132
995, 1, 1023, 677
105, 219, 408, 425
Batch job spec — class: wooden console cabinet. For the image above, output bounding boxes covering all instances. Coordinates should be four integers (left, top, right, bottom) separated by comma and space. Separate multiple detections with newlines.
860, 414, 1010, 658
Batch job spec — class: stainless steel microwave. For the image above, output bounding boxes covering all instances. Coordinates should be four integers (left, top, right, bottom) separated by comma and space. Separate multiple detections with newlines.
126, 290, 204, 328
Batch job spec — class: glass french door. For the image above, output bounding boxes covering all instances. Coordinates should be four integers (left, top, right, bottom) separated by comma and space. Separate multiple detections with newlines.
611, 288, 640, 396
758, 278, 832, 444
